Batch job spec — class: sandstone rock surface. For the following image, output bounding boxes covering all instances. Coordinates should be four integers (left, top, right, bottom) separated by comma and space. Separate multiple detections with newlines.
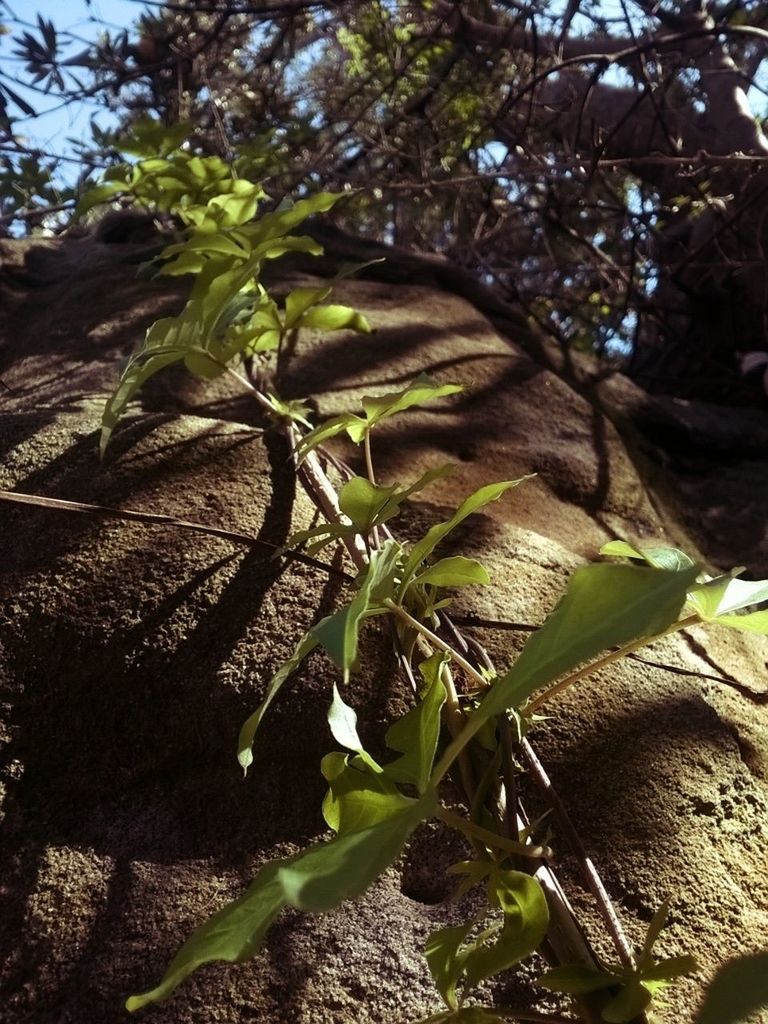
1, 233, 766, 1023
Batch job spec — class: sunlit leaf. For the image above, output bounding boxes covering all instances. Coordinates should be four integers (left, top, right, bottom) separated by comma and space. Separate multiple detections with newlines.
401, 479, 529, 589
314, 541, 401, 680
321, 751, 412, 834
424, 921, 476, 1011
361, 376, 463, 426
462, 870, 549, 989
412, 556, 490, 589
299, 304, 372, 333
100, 347, 185, 456
127, 790, 436, 1012
284, 285, 333, 328
477, 561, 698, 719
383, 653, 447, 792
712, 610, 768, 634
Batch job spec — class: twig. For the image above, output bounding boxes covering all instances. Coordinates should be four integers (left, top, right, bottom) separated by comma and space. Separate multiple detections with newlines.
522, 738, 636, 970
0, 488, 353, 581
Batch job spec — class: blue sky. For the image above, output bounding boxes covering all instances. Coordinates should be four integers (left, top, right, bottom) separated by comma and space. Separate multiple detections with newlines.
2, 0, 141, 155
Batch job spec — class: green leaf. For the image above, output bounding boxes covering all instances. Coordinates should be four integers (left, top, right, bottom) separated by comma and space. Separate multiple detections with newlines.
209, 184, 264, 227
295, 412, 367, 461
401, 479, 530, 591
284, 285, 332, 327
600, 540, 644, 560
638, 898, 670, 967
298, 304, 372, 333
183, 346, 226, 379
642, 954, 698, 982
281, 521, 357, 558
361, 376, 463, 427
477, 561, 698, 720
462, 870, 549, 989
182, 231, 250, 259
125, 862, 284, 1012
601, 979, 653, 1023
314, 541, 401, 681
338, 477, 401, 533
445, 859, 495, 901
127, 791, 436, 1012
327, 681, 370, 755
239, 192, 343, 248
276, 788, 437, 912
237, 627, 323, 774
101, 347, 186, 456
695, 951, 768, 1024
383, 653, 447, 792
539, 964, 619, 994
321, 751, 412, 834
712, 577, 768, 615
339, 467, 455, 534
412, 556, 490, 589
713, 610, 768, 634
424, 921, 476, 1011
600, 541, 696, 573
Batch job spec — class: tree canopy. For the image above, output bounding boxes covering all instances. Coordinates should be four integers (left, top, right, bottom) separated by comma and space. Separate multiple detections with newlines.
2, 0, 768, 400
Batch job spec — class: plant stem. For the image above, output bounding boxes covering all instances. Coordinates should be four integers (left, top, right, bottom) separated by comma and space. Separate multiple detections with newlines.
225, 365, 277, 417
363, 429, 377, 485
437, 807, 550, 859
521, 738, 636, 971
383, 599, 490, 692
524, 613, 701, 715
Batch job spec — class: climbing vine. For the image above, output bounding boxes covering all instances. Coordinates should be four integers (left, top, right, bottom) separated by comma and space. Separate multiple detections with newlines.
77, 119, 768, 1024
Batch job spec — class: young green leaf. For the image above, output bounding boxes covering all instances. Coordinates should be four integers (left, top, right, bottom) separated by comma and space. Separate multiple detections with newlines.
445, 860, 496, 901
476, 561, 698, 720
637, 898, 670, 967
425, 921, 477, 1011
642, 954, 698, 982
338, 477, 402, 533
298, 304, 372, 333
412, 556, 490, 589
712, 610, 768, 634
383, 653, 447, 792
338, 466, 452, 534
313, 540, 401, 681
321, 752, 413, 834
295, 378, 463, 460
101, 347, 186, 456
237, 627, 323, 774
601, 980, 653, 1023
276, 788, 437, 911
281, 521, 358, 558
709, 577, 768, 616
294, 411, 367, 461
426, 871, 548, 1009
400, 479, 530, 592
539, 964, 619, 994
360, 376, 463, 427
127, 790, 437, 1012
461, 870, 549, 990
600, 541, 696, 573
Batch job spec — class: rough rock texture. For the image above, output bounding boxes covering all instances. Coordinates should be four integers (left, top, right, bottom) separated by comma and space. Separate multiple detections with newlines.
0, 232, 767, 1024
